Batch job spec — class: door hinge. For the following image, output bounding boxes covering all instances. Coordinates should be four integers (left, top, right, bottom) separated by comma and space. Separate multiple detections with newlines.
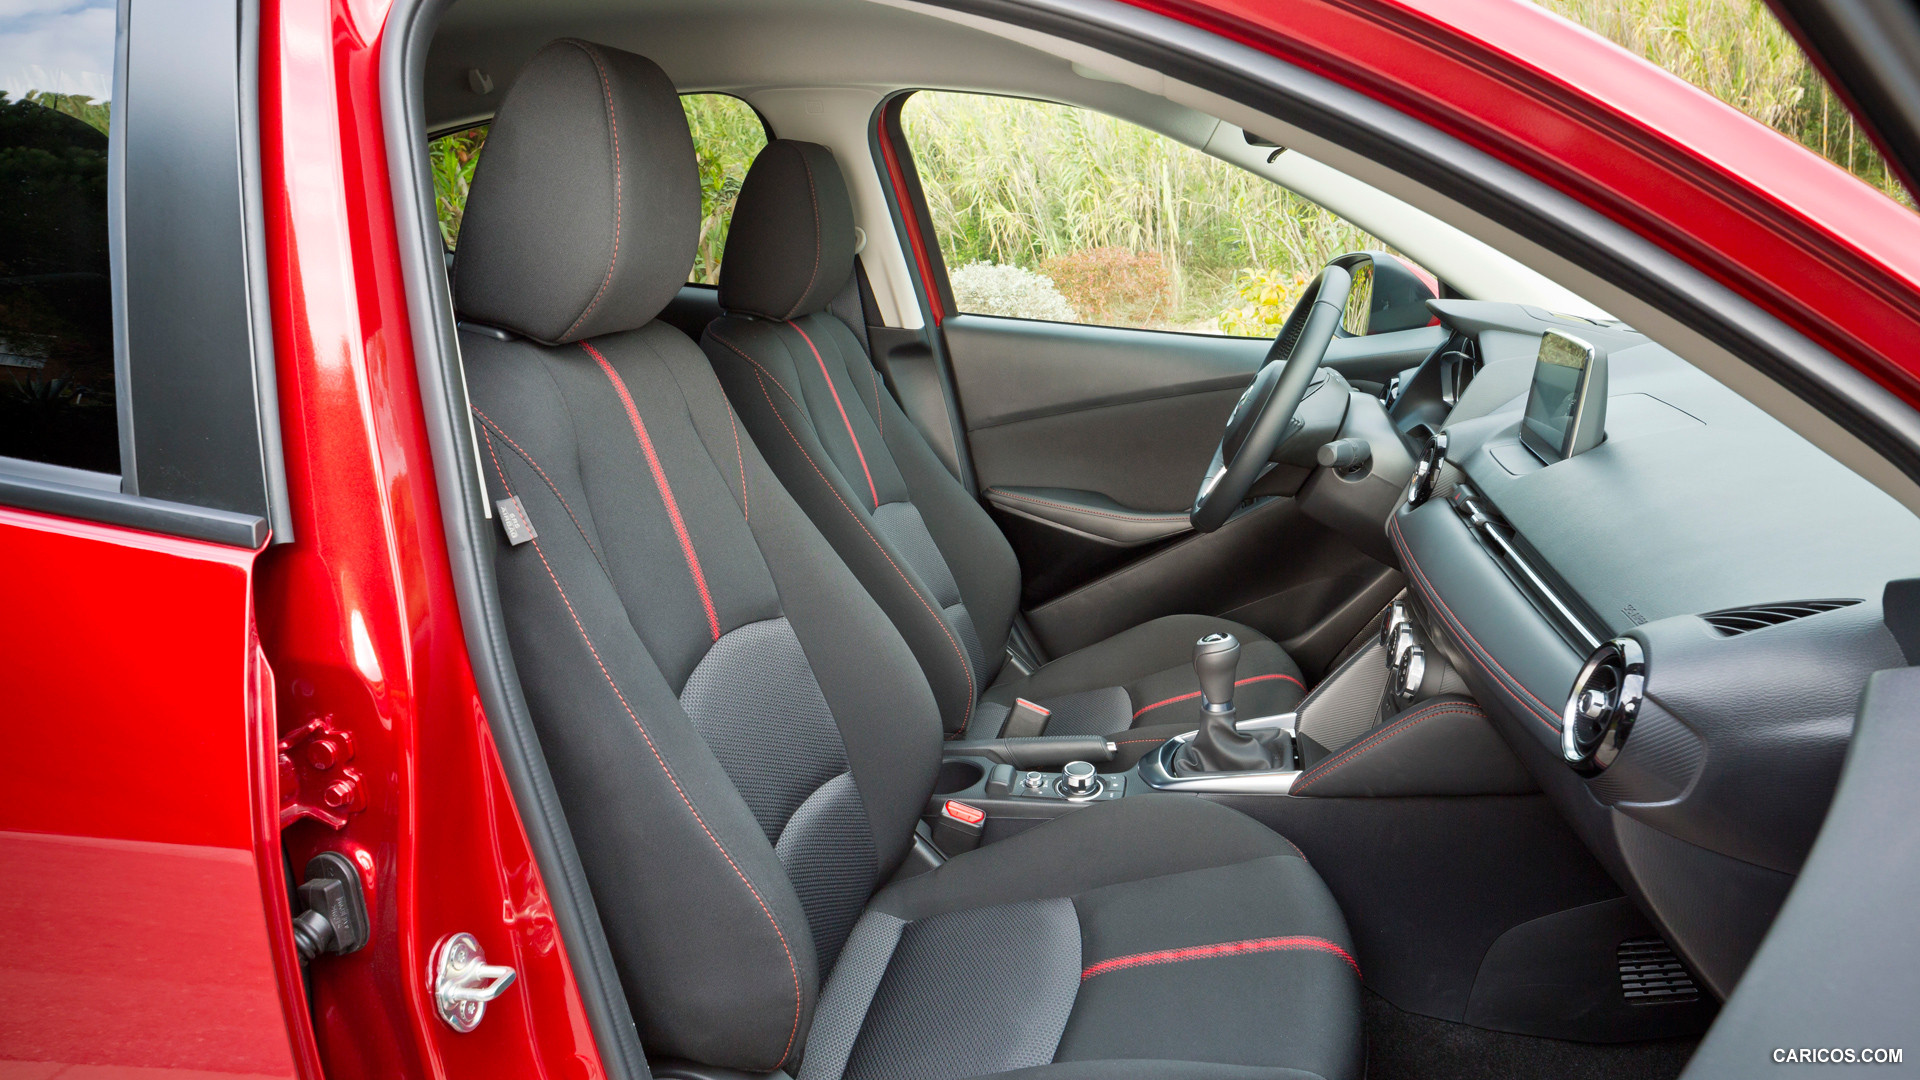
278, 715, 365, 829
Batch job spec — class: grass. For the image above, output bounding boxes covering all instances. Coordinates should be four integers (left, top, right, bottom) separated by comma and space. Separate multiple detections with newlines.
1532, 0, 1910, 201
902, 91, 1380, 331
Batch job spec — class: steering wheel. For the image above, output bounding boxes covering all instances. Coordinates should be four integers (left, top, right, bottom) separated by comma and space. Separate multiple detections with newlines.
1191, 263, 1354, 532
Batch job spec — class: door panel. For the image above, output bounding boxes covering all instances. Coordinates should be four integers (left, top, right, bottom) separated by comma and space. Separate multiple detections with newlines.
946, 314, 1267, 432
1019, 496, 1399, 679
0, 508, 298, 1078
971, 387, 1245, 512
940, 314, 1401, 675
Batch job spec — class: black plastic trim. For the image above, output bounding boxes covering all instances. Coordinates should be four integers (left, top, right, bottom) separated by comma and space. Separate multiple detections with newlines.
117, 0, 279, 520
237, 0, 295, 544
380, 5, 653, 1078
869, 93, 978, 493
0, 0, 284, 548
915, 0, 1920, 495
1681, 666, 1920, 1074
0, 463, 266, 548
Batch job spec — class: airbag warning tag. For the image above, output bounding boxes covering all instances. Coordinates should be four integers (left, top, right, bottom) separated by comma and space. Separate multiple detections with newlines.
498, 496, 538, 546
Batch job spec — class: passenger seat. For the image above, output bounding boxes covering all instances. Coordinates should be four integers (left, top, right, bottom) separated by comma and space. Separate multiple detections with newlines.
453, 40, 1361, 1079
702, 140, 1309, 755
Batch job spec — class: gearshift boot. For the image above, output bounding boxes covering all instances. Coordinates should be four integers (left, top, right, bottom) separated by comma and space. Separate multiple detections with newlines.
1172, 633, 1282, 775
1175, 706, 1281, 774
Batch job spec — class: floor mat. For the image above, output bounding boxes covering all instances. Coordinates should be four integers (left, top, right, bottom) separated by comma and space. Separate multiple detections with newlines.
1364, 990, 1699, 1080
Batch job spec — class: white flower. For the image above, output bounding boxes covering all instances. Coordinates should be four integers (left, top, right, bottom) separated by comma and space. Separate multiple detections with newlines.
949, 262, 1078, 323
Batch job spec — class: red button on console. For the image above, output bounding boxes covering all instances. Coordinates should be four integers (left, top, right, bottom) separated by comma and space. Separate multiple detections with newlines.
943, 800, 986, 825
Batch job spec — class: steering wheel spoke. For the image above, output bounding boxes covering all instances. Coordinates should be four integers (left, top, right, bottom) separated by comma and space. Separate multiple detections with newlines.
1190, 263, 1354, 532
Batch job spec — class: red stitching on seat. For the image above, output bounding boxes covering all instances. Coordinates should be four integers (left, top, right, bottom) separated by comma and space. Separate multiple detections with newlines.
480, 420, 798, 1066
750, 373, 978, 719
1082, 935, 1360, 981
559, 43, 622, 341
1130, 673, 1303, 719
786, 145, 824, 321
788, 319, 879, 510
474, 408, 604, 570
1290, 703, 1485, 794
724, 398, 748, 522
584, 341, 721, 640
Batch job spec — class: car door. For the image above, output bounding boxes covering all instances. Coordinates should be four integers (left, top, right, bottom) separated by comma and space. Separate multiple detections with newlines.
880, 91, 1427, 676
0, 2, 304, 1075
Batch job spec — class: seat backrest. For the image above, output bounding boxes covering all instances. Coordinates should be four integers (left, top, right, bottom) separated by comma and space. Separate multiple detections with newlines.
452, 42, 942, 1071
703, 141, 1021, 735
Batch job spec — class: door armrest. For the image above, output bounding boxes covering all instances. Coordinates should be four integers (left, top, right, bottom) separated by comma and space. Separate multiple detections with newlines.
984, 486, 1191, 546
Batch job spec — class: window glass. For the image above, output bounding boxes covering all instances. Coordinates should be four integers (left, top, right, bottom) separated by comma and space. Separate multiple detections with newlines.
901, 91, 1386, 336
1530, 0, 1912, 208
0, 0, 120, 473
431, 93, 769, 284
683, 93, 767, 284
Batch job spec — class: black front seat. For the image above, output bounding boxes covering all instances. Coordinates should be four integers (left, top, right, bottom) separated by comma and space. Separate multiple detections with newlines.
702, 140, 1307, 754
454, 39, 1361, 1079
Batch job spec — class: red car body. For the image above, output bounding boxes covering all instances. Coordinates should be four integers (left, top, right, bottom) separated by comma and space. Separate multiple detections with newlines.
3, 0, 1916, 1076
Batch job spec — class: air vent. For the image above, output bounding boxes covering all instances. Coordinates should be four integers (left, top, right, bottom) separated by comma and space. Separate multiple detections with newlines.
1618, 938, 1699, 1005
1702, 599, 1861, 636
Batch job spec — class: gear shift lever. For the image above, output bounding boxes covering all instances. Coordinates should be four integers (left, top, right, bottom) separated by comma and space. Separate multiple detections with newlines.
1193, 632, 1239, 714
1174, 633, 1279, 774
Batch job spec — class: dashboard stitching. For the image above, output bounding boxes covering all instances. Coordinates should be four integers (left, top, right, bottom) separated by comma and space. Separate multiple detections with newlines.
1390, 515, 1562, 733
1293, 704, 1486, 793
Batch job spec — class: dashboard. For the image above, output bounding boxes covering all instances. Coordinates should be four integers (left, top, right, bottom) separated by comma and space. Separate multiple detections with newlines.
1380, 300, 1920, 997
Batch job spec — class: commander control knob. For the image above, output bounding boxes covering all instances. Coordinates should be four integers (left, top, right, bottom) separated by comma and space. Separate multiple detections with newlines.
1059, 760, 1100, 797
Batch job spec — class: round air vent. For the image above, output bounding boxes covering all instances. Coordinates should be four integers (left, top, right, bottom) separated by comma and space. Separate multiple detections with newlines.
1561, 637, 1646, 776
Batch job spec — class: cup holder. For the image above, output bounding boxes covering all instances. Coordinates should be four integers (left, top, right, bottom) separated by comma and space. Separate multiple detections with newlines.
933, 759, 986, 795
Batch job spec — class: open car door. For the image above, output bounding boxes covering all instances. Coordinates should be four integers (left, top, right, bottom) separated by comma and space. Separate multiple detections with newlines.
1679, 2, 1920, 1073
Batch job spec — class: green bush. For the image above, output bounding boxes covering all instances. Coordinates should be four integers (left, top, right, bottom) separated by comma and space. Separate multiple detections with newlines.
901, 91, 1381, 334
430, 95, 767, 272
1040, 247, 1172, 327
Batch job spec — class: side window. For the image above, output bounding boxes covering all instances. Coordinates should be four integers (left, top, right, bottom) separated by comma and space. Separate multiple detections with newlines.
683, 93, 767, 284
430, 93, 768, 284
0, 1, 120, 473
900, 91, 1386, 337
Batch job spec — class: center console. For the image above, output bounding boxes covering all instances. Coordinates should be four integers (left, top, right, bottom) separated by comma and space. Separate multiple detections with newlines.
925, 613, 1523, 851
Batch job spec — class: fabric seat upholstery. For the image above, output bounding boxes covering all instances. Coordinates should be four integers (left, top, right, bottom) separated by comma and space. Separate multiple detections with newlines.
702, 141, 1306, 748
453, 40, 1359, 1080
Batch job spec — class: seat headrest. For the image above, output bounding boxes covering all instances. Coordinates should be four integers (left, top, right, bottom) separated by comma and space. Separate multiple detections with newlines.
717, 141, 857, 321
453, 40, 698, 344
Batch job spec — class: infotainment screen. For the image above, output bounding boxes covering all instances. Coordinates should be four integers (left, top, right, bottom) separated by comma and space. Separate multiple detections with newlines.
1519, 329, 1607, 461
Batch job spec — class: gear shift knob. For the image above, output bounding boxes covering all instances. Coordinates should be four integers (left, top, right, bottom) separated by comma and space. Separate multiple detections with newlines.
1194, 632, 1241, 710
1175, 631, 1276, 775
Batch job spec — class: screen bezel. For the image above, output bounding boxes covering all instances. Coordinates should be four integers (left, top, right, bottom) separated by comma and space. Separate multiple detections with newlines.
1519, 329, 1605, 462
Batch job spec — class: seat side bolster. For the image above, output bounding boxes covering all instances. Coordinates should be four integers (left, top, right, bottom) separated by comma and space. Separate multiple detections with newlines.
705, 318, 984, 733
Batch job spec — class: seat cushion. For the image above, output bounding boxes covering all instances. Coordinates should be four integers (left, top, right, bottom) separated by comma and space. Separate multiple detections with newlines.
974, 615, 1307, 758
799, 797, 1363, 1080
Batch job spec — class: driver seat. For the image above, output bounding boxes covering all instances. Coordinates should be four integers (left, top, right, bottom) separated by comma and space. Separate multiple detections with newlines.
702, 140, 1306, 755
